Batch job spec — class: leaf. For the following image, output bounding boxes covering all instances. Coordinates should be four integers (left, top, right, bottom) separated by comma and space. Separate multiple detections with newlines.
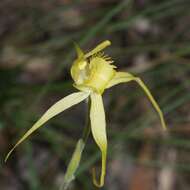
61, 139, 85, 190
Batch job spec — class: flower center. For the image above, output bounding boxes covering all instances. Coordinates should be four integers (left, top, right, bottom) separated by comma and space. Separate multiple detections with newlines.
71, 54, 116, 94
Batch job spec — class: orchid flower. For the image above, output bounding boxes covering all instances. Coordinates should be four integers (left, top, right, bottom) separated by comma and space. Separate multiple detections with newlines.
5, 40, 167, 187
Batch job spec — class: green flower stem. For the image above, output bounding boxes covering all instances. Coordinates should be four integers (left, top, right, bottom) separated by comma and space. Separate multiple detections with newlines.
82, 98, 91, 143
61, 98, 91, 190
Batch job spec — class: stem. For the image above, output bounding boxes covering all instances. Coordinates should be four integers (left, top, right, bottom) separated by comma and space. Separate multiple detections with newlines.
82, 98, 91, 143
61, 98, 91, 190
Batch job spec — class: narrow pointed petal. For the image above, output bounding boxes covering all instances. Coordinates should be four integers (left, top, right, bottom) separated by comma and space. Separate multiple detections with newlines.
90, 92, 107, 187
5, 91, 90, 162
74, 42, 84, 58
85, 40, 111, 58
106, 72, 133, 88
106, 72, 167, 130
133, 77, 167, 130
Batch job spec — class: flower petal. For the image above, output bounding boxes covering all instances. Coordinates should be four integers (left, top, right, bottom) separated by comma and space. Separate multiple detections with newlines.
106, 72, 167, 130
106, 72, 133, 88
85, 40, 111, 58
74, 42, 84, 59
5, 91, 90, 162
90, 92, 107, 187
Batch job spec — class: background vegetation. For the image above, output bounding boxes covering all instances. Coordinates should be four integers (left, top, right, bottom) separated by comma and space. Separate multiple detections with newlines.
0, 0, 190, 189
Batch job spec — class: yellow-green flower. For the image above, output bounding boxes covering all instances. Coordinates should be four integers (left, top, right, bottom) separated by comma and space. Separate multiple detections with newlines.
5, 40, 167, 187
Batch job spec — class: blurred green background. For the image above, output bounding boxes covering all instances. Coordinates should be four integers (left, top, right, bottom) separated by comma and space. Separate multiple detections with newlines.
0, 0, 190, 189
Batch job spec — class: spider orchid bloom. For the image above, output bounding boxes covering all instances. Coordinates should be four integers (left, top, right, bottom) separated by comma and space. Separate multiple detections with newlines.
5, 40, 167, 187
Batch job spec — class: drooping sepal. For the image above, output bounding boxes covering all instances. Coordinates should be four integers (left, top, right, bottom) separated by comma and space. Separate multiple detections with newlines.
5, 91, 90, 162
90, 92, 107, 187
106, 72, 167, 130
